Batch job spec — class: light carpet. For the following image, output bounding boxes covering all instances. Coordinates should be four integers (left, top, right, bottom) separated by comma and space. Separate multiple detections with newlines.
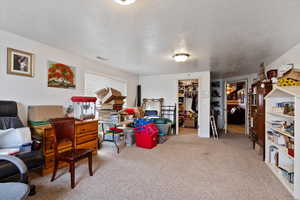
28, 134, 293, 200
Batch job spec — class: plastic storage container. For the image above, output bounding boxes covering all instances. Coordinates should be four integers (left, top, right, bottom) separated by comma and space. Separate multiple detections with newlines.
134, 123, 158, 149
104, 133, 121, 143
156, 123, 171, 136
134, 118, 154, 128
135, 132, 158, 149
124, 128, 135, 146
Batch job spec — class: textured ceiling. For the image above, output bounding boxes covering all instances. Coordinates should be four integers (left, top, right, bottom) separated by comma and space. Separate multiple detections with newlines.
1, 0, 300, 78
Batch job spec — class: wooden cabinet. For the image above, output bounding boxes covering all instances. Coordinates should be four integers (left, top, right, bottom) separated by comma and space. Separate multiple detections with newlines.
31, 120, 98, 176
249, 81, 272, 158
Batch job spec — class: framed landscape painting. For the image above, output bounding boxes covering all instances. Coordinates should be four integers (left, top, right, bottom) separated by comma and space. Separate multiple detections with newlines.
7, 48, 34, 77
48, 61, 76, 89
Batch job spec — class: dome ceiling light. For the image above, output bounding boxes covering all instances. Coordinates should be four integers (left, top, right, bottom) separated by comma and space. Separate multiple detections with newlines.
114, 0, 136, 5
173, 53, 190, 63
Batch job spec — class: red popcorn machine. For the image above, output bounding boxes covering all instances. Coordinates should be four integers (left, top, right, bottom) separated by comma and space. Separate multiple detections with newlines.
71, 96, 97, 120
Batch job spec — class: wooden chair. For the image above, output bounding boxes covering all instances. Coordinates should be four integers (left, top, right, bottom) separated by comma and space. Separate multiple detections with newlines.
49, 118, 93, 189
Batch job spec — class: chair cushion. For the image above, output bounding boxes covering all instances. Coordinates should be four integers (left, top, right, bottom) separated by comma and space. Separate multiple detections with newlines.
0, 183, 30, 200
58, 149, 93, 162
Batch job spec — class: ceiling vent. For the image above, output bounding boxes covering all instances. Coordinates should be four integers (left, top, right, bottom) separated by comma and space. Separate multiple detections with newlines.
96, 56, 108, 61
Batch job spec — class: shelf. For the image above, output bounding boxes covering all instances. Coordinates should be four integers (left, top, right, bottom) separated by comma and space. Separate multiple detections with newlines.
267, 125, 295, 139
267, 140, 294, 160
267, 112, 294, 120
266, 162, 294, 194
265, 86, 299, 199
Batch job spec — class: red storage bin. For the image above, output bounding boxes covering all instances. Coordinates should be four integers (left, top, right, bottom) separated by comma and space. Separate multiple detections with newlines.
134, 123, 158, 149
135, 131, 158, 149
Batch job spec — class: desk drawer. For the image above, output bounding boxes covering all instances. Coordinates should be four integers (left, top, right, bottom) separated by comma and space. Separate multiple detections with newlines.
77, 140, 97, 152
76, 133, 98, 144
76, 122, 98, 134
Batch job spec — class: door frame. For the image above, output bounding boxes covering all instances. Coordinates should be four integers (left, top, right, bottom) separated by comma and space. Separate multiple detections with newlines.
224, 79, 248, 135
176, 79, 200, 135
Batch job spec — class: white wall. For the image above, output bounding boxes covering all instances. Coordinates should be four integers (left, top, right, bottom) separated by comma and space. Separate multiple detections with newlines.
139, 71, 211, 138
0, 30, 138, 124
266, 42, 300, 72
84, 73, 127, 97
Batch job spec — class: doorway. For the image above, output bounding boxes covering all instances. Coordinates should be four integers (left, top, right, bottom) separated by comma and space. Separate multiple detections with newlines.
225, 80, 247, 134
178, 79, 199, 135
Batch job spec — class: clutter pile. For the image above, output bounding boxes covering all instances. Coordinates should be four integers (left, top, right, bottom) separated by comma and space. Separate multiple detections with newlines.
278, 69, 300, 86
96, 88, 126, 111
103, 128, 124, 143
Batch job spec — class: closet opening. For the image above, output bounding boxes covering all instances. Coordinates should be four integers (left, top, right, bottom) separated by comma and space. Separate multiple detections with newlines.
225, 80, 247, 134
178, 79, 199, 135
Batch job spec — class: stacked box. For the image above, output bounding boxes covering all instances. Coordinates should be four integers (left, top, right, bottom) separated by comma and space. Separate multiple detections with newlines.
96, 88, 126, 111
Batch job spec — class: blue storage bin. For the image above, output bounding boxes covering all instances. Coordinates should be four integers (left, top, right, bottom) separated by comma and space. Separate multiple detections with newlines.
134, 118, 154, 127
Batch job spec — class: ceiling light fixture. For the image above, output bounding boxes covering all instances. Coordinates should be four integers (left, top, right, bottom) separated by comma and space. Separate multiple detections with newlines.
173, 53, 190, 63
114, 0, 136, 5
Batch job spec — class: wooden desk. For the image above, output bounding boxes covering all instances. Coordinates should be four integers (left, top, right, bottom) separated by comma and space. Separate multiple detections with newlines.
31, 120, 98, 176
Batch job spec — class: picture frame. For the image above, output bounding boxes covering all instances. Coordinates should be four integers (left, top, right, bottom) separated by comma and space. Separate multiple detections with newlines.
48, 61, 76, 89
7, 48, 34, 77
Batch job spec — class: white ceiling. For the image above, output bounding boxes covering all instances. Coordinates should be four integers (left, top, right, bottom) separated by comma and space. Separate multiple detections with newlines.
1, 0, 300, 78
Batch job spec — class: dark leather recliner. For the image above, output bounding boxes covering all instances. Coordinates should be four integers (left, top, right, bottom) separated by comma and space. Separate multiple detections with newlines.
0, 101, 43, 184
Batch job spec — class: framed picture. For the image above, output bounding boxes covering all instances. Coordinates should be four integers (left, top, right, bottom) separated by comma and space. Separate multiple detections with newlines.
7, 48, 34, 77
48, 61, 76, 89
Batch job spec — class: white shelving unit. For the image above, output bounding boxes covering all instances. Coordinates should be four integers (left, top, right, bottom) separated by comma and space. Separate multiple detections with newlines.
265, 86, 300, 199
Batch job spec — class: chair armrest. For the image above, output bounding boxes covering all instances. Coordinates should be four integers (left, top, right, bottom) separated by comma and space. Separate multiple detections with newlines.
0, 155, 28, 183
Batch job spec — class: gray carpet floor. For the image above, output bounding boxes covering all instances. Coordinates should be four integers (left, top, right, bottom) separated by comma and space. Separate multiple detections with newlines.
29, 134, 294, 200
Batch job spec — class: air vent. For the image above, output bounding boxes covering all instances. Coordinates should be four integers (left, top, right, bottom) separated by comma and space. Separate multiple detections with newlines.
96, 56, 108, 61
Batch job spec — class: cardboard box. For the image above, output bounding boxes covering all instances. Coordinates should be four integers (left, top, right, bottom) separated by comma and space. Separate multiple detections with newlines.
282, 69, 300, 81
96, 88, 126, 104
28, 105, 64, 121
183, 119, 196, 128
